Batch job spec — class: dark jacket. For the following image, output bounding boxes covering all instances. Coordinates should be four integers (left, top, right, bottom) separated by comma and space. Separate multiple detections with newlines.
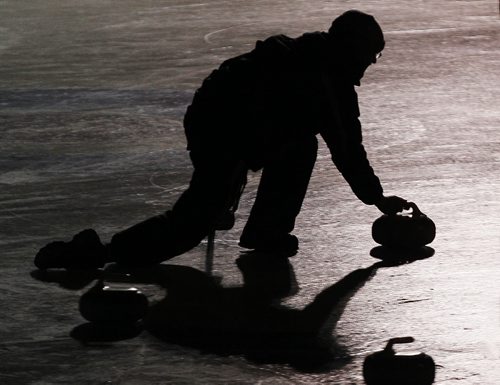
184, 32, 383, 204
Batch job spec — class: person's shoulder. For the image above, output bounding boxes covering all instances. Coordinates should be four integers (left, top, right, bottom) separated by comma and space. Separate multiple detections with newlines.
296, 31, 329, 43
290, 31, 330, 66
254, 31, 329, 55
248, 34, 298, 65
255, 34, 295, 51
295, 31, 330, 49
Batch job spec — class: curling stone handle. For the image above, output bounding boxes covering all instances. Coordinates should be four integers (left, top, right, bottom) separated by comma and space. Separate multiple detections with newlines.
384, 336, 415, 351
407, 202, 425, 217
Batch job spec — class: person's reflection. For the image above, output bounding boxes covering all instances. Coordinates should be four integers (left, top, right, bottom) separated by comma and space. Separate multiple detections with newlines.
144, 253, 382, 371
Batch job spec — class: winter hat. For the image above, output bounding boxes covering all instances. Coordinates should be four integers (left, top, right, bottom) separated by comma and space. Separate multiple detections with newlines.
328, 10, 385, 54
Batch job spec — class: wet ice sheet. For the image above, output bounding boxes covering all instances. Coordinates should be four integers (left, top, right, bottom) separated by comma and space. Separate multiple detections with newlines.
1, 1, 500, 384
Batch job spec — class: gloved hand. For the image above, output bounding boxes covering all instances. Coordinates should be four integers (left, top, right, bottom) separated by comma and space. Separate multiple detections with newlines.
34, 229, 106, 270
374, 195, 410, 215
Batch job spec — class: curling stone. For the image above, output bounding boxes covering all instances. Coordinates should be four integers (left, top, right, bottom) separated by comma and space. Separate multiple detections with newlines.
372, 202, 436, 249
363, 337, 435, 385
79, 281, 149, 324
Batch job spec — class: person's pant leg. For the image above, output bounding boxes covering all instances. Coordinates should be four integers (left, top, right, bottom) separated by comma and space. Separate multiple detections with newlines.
110, 150, 247, 267
241, 135, 318, 242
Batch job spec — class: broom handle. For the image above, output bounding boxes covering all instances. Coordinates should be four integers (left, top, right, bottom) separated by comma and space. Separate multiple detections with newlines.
205, 228, 215, 275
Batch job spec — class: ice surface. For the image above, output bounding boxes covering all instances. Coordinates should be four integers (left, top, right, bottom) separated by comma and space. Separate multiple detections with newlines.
1, 1, 499, 384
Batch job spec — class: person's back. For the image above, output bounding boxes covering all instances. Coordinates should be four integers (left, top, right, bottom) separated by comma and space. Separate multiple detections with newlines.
184, 31, 343, 170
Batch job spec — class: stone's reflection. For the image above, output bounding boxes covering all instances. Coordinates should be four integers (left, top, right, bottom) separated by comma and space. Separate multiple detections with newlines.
144, 255, 380, 372
71, 322, 143, 343
370, 246, 435, 266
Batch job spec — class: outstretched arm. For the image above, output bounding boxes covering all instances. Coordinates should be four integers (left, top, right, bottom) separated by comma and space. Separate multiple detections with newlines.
319, 80, 384, 204
374, 195, 410, 215
319, 77, 410, 214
